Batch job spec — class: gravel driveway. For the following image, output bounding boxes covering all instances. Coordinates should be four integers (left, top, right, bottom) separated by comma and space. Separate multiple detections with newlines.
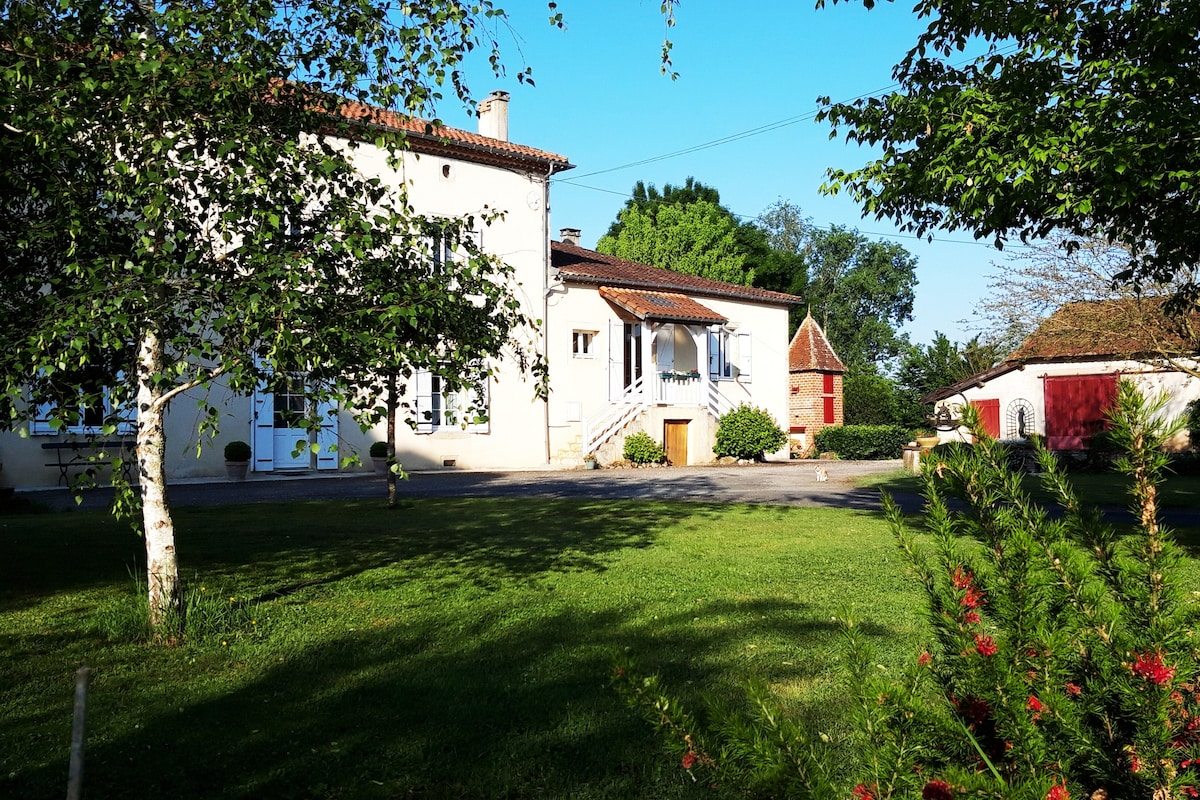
25, 459, 916, 513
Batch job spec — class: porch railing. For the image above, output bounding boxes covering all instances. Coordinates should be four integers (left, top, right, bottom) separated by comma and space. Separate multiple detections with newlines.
582, 375, 648, 458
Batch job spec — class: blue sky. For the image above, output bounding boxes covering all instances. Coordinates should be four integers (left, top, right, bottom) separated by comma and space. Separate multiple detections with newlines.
434, 2, 1018, 348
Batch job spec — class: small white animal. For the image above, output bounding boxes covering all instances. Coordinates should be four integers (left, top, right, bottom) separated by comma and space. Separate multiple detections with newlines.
814, 466, 829, 482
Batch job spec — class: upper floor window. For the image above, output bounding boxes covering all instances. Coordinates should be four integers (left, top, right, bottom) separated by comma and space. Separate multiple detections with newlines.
572, 330, 596, 358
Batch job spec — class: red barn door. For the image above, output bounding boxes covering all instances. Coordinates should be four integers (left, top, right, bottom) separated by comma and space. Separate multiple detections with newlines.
1044, 374, 1119, 449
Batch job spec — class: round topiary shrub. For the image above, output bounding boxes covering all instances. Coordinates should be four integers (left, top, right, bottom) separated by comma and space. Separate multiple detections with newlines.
714, 404, 787, 461
223, 440, 252, 462
623, 431, 666, 465
369, 441, 389, 458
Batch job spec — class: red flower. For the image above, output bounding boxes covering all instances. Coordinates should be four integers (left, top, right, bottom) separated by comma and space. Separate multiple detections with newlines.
1064, 682, 1082, 696
1183, 786, 1199, 798
951, 567, 973, 589
963, 610, 981, 625
922, 779, 954, 800
974, 633, 998, 657
1046, 781, 1070, 800
1131, 651, 1176, 685
1131, 752, 1141, 773
918, 651, 932, 667
681, 751, 697, 770
852, 783, 877, 800
960, 586, 984, 610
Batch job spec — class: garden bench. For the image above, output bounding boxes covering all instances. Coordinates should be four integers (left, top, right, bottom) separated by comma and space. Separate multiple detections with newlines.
42, 440, 135, 486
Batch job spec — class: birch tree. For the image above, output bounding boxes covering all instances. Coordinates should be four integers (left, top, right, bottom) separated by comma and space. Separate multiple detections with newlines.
0, 0, 541, 632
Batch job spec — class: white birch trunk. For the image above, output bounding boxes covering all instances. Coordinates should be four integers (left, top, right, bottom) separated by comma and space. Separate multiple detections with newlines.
136, 328, 180, 631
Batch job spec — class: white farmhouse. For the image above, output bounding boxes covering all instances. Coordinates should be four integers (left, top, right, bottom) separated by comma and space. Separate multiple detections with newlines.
2, 94, 803, 488
925, 298, 1199, 450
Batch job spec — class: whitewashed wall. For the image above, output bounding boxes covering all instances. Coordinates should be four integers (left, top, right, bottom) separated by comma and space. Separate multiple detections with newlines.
933, 358, 1200, 448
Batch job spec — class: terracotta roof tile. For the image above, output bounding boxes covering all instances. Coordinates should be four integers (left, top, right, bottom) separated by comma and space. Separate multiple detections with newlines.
922, 296, 1198, 404
1008, 297, 1198, 362
552, 241, 803, 306
788, 314, 846, 373
598, 287, 728, 324
340, 101, 572, 172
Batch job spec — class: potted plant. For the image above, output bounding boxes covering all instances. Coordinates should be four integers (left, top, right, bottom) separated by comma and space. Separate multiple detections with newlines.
223, 440, 251, 481
583, 452, 599, 470
914, 430, 940, 450
369, 441, 392, 476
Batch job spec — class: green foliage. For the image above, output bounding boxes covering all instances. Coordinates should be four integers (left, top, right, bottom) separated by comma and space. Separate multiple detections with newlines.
1187, 399, 1200, 449
623, 431, 666, 465
368, 441, 390, 458
804, 226, 917, 373
844, 373, 901, 425
814, 424, 910, 460
854, 379, 1196, 798
223, 441, 251, 462
0, 0, 546, 624
895, 332, 1007, 428
597, 198, 754, 285
816, 0, 1200, 295
714, 403, 787, 461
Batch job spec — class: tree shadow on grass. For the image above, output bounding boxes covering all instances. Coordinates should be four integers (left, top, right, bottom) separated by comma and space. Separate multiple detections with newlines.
0, 498, 717, 611
4, 592, 908, 800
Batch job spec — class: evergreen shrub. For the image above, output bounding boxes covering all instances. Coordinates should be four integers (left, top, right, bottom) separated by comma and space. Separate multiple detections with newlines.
223, 440, 251, 461
623, 432, 666, 465
814, 424, 909, 460
618, 381, 1199, 799
714, 404, 787, 460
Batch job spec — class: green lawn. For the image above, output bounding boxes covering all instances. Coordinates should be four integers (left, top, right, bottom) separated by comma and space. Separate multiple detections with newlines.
2, 498, 926, 799
7, 495, 1198, 799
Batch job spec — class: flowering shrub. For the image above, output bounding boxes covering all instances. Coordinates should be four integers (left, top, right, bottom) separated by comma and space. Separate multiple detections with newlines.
616, 380, 1200, 799
848, 381, 1199, 798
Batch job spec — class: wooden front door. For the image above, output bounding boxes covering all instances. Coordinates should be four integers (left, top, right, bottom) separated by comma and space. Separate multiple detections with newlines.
664, 420, 688, 466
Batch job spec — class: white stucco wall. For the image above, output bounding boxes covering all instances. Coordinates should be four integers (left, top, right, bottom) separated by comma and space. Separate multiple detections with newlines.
0, 135, 556, 488
545, 282, 793, 465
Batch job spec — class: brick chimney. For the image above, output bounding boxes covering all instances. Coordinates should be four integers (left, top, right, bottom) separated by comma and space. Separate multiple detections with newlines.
559, 227, 581, 246
477, 90, 510, 141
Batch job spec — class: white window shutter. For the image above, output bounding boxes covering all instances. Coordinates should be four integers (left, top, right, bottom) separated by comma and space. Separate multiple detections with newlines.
737, 333, 752, 382
608, 319, 625, 401
315, 397, 338, 470
251, 382, 274, 472
415, 369, 434, 433
112, 371, 137, 434
31, 399, 56, 435
708, 327, 721, 380
655, 324, 675, 372
466, 378, 490, 434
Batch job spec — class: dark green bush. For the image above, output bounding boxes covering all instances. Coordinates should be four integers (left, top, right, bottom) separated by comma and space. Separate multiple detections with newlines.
1187, 398, 1200, 449
623, 432, 666, 465
843, 373, 900, 425
223, 440, 251, 461
368, 441, 389, 458
813, 424, 909, 460
714, 404, 787, 460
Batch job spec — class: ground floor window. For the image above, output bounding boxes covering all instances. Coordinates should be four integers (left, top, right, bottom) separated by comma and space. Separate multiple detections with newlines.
414, 368, 490, 433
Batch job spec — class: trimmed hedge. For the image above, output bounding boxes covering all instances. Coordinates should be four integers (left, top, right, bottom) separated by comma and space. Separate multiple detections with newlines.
813, 424, 910, 460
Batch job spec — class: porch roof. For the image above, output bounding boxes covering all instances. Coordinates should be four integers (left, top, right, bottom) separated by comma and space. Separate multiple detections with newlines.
599, 287, 728, 324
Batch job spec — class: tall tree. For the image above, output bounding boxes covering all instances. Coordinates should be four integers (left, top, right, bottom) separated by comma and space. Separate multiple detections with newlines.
817, 0, 1200, 309
597, 177, 773, 286
0, 0, 539, 631
972, 233, 1192, 353
803, 226, 918, 374
597, 198, 756, 285
752, 199, 811, 330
